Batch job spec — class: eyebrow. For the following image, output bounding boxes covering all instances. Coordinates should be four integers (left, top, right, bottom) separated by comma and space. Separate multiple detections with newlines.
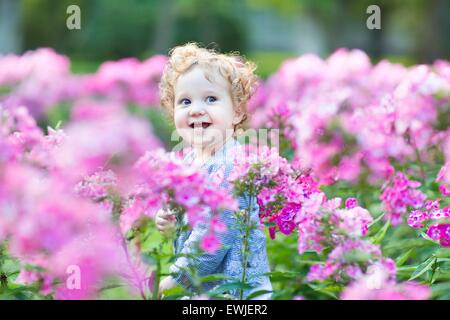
203, 90, 220, 96
175, 90, 220, 100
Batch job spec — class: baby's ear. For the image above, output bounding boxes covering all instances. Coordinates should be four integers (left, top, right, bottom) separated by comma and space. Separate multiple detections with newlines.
232, 107, 245, 125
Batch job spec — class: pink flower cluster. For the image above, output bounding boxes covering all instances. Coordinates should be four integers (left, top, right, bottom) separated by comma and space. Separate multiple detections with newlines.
380, 172, 427, 225
0, 48, 74, 118
0, 49, 167, 121
226, 144, 389, 289
49, 108, 161, 183
82, 55, 167, 106
0, 153, 124, 300
227, 145, 313, 238
227, 145, 374, 256
0, 106, 44, 162
306, 239, 382, 282
249, 49, 450, 185
302, 199, 378, 283
408, 197, 450, 248
122, 149, 237, 253
0, 106, 154, 299
341, 261, 431, 300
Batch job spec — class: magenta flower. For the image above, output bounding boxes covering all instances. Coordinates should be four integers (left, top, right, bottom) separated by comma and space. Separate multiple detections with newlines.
426, 224, 441, 240
276, 218, 297, 235
439, 185, 450, 196
200, 234, 221, 254
407, 194, 450, 248
407, 210, 430, 228
345, 198, 358, 209
438, 224, 450, 247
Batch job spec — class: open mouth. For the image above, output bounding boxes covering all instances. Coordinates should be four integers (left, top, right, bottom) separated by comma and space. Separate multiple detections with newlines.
189, 122, 211, 129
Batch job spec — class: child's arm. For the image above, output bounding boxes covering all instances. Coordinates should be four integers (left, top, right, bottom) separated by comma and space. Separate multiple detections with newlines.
168, 205, 240, 290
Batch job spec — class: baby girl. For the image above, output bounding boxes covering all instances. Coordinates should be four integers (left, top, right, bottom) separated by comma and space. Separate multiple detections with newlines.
156, 43, 272, 299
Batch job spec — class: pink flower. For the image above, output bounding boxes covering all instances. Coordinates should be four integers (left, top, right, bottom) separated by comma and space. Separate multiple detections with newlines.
335, 206, 373, 237
306, 264, 331, 282
341, 281, 431, 300
268, 226, 276, 240
443, 206, 450, 217
439, 185, 450, 196
126, 149, 237, 238
0, 49, 73, 118
83, 55, 167, 106
407, 210, 430, 228
74, 170, 117, 201
200, 234, 221, 254
210, 216, 227, 233
345, 265, 363, 279
380, 172, 426, 226
426, 224, 441, 240
436, 162, 450, 185
15, 269, 40, 285
438, 224, 450, 247
276, 218, 297, 235
345, 198, 358, 209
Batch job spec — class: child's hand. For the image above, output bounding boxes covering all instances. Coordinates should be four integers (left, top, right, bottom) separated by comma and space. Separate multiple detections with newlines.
155, 208, 176, 236
158, 276, 177, 298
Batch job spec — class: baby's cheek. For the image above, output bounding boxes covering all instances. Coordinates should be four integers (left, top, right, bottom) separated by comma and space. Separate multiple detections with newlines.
173, 113, 191, 140
173, 111, 186, 129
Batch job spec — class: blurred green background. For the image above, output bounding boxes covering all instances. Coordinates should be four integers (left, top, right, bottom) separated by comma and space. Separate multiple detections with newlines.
0, 0, 449, 78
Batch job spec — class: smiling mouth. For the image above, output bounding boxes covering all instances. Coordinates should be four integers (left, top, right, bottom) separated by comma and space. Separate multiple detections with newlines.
189, 122, 211, 129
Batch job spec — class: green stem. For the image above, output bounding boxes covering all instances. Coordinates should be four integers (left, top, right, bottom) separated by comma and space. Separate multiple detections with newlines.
152, 250, 161, 300
414, 146, 426, 181
0, 244, 7, 291
239, 193, 253, 300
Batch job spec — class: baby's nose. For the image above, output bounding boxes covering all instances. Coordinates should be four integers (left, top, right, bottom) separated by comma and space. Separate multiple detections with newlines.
188, 104, 206, 116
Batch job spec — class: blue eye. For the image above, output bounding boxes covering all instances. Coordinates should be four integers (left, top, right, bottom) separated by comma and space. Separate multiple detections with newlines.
206, 96, 217, 104
179, 98, 191, 106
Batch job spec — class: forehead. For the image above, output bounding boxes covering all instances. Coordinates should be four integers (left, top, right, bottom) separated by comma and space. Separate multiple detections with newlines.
174, 65, 230, 95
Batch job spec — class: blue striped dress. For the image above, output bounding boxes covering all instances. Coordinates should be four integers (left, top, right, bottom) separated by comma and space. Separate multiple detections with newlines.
169, 138, 272, 299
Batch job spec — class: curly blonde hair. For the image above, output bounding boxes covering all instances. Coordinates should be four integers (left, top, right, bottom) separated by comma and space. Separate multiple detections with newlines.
159, 43, 258, 135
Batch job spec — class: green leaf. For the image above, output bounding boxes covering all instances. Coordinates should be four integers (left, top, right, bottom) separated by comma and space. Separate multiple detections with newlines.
395, 249, 413, 267
396, 265, 418, 273
435, 248, 450, 258
368, 212, 386, 228
409, 257, 436, 281
306, 283, 339, 299
161, 286, 186, 300
200, 273, 233, 282
98, 284, 126, 292
207, 281, 252, 296
245, 290, 273, 300
259, 271, 302, 281
370, 219, 390, 244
